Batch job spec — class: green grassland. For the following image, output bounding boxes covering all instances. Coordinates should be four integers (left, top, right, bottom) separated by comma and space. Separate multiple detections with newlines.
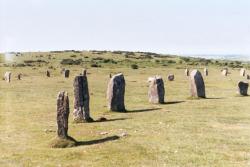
0, 50, 250, 166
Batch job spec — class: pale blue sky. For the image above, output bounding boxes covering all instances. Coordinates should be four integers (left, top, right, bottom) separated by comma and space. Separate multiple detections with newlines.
0, 0, 250, 55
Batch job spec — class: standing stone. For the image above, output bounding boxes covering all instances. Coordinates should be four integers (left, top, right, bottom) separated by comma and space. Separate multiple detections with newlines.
185, 69, 189, 76
168, 74, 174, 81
190, 70, 206, 98
4, 72, 11, 83
46, 70, 50, 77
204, 68, 208, 76
237, 81, 248, 96
247, 75, 250, 80
57, 91, 70, 139
73, 71, 92, 122
148, 76, 165, 104
17, 73, 22, 80
107, 73, 126, 112
64, 69, 70, 78
109, 73, 112, 78
240, 68, 246, 77
221, 69, 228, 76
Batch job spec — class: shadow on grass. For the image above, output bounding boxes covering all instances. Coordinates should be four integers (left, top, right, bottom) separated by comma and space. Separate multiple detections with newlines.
162, 101, 185, 105
126, 108, 162, 113
94, 117, 130, 123
76, 136, 120, 146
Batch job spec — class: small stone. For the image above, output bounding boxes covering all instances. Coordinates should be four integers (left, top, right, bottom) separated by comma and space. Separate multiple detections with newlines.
100, 132, 109, 135
185, 69, 189, 76
204, 68, 208, 76
119, 132, 128, 137
4, 72, 11, 83
168, 74, 174, 81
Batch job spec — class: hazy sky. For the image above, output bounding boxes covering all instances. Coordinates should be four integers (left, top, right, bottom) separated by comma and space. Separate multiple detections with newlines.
0, 0, 250, 55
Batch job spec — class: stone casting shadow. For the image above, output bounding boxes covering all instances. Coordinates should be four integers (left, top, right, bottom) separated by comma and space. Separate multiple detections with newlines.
76, 135, 120, 146
126, 108, 162, 113
162, 101, 185, 105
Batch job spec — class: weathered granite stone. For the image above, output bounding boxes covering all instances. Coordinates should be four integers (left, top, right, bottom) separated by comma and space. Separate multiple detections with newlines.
107, 73, 126, 112
168, 74, 174, 81
240, 68, 246, 77
190, 70, 206, 98
238, 81, 248, 96
73, 71, 92, 122
46, 70, 50, 77
64, 69, 70, 78
148, 76, 165, 103
204, 68, 208, 76
57, 91, 70, 139
185, 69, 189, 76
4, 72, 11, 83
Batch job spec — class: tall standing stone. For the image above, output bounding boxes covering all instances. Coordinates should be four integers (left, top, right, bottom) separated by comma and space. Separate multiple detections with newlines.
185, 69, 189, 76
247, 75, 250, 80
73, 71, 92, 122
237, 81, 248, 96
240, 68, 246, 77
107, 73, 126, 112
46, 70, 50, 77
64, 69, 70, 78
57, 91, 70, 139
190, 70, 206, 98
204, 68, 208, 76
221, 69, 228, 76
4, 72, 11, 83
148, 76, 165, 104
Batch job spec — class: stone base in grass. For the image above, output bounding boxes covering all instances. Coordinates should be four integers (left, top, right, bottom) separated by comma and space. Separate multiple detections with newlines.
50, 136, 77, 148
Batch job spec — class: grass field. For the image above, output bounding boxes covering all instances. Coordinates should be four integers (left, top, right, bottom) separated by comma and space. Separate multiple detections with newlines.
0, 51, 250, 166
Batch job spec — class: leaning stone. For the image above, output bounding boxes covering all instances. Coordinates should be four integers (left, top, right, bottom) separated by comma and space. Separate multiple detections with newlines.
4, 72, 11, 83
240, 68, 246, 77
56, 91, 70, 139
148, 76, 165, 103
190, 70, 206, 98
107, 73, 126, 112
168, 74, 174, 81
237, 81, 248, 96
64, 69, 70, 78
185, 69, 189, 76
204, 68, 208, 76
73, 71, 93, 122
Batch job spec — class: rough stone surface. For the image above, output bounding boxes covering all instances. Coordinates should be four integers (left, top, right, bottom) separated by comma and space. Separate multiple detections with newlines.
168, 74, 174, 81
57, 91, 70, 139
185, 69, 189, 76
4, 72, 11, 83
107, 73, 126, 112
148, 76, 165, 104
73, 72, 92, 122
46, 70, 50, 77
240, 68, 246, 77
204, 68, 208, 76
64, 69, 70, 78
190, 70, 206, 98
238, 81, 248, 96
